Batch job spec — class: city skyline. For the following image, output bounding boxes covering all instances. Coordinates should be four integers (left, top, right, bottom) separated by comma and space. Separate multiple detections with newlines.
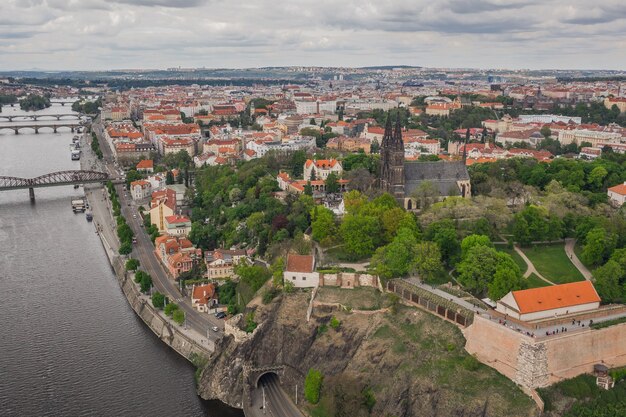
2, 0, 626, 71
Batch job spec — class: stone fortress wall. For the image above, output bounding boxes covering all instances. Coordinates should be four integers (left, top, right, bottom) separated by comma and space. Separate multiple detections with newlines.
464, 315, 626, 389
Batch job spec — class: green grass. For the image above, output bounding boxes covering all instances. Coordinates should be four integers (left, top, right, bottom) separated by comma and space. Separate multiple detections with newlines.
526, 273, 552, 288
495, 246, 528, 275
591, 316, 626, 330
522, 244, 585, 284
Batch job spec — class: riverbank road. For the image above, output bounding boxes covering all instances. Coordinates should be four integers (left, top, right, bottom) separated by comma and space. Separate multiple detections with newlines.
91, 120, 225, 337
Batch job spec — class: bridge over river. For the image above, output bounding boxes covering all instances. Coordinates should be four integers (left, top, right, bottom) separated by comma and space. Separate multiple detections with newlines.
0, 120, 83, 134
0, 113, 82, 122
0, 170, 121, 202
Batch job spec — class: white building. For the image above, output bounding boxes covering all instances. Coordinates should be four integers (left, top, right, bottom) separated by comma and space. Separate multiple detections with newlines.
303, 159, 343, 181
164, 215, 192, 237
518, 114, 582, 124
496, 281, 600, 322
130, 180, 152, 200
608, 182, 626, 207
558, 129, 622, 147
283, 254, 318, 288
146, 174, 166, 191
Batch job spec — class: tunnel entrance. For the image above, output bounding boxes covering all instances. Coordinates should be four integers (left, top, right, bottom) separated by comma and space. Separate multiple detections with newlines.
256, 371, 280, 388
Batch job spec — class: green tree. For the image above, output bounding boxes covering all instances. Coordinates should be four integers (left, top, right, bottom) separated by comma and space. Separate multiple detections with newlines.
291, 150, 307, 177
513, 216, 532, 246
460, 234, 492, 258
119, 242, 133, 255
164, 302, 179, 317
165, 170, 175, 185
457, 245, 521, 297
488, 264, 525, 300
139, 272, 152, 293
540, 125, 552, 139
151, 291, 165, 309
310, 206, 337, 243
340, 214, 381, 260
325, 172, 340, 194
582, 227, 616, 266
593, 260, 624, 303
304, 181, 313, 196
425, 219, 460, 266
304, 368, 323, 404
413, 241, 443, 282
173, 309, 185, 325
587, 166, 608, 192
125, 258, 140, 271
412, 180, 440, 210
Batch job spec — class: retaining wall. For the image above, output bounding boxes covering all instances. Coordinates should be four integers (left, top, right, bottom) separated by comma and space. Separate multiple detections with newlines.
464, 315, 626, 389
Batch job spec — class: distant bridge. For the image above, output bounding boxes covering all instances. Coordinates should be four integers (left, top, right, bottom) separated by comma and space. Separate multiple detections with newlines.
0, 114, 81, 122
0, 170, 114, 202
0, 122, 82, 134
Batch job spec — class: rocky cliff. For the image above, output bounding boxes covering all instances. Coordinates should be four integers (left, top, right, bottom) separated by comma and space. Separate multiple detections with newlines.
197, 290, 539, 417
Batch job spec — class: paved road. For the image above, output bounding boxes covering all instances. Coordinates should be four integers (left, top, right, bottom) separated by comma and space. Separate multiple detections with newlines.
565, 238, 593, 280
90, 120, 225, 338
249, 374, 304, 417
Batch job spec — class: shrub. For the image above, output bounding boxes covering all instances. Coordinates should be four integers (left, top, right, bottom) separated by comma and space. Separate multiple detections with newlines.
462, 355, 480, 371
164, 302, 179, 317
304, 368, 323, 404
317, 324, 328, 336
362, 387, 376, 414
151, 291, 165, 309
329, 316, 341, 330
244, 312, 257, 333
262, 287, 280, 304
173, 309, 185, 325
284, 281, 295, 294
125, 258, 140, 271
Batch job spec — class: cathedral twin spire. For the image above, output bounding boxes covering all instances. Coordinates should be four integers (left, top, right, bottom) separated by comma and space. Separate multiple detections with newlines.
381, 114, 404, 151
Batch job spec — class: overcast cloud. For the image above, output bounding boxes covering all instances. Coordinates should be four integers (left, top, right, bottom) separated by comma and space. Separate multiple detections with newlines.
0, 0, 624, 70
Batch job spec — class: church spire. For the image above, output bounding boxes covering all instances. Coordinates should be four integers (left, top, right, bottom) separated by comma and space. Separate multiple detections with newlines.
381, 115, 393, 148
393, 113, 403, 149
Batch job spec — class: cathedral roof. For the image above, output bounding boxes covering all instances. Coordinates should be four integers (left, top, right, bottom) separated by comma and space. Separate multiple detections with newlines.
404, 161, 470, 196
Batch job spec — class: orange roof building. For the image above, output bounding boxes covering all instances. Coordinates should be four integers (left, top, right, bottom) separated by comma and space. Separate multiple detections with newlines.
496, 281, 601, 321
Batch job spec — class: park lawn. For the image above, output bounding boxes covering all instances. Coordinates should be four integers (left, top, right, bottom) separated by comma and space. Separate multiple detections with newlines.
526, 273, 552, 289
495, 245, 528, 275
522, 244, 585, 284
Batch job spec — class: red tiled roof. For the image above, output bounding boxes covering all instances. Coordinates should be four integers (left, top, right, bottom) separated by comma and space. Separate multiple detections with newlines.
193, 284, 216, 305
608, 183, 626, 196
286, 254, 314, 273
136, 159, 153, 169
511, 281, 600, 314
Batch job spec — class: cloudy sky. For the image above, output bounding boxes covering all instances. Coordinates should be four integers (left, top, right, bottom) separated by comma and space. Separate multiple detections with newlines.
1, 0, 625, 71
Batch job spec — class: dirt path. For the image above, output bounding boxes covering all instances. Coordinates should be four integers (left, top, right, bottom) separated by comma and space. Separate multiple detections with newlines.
564, 238, 593, 281
513, 245, 555, 285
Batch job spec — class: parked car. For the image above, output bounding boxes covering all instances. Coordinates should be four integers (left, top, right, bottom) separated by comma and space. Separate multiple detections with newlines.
211, 326, 219, 332
215, 312, 226, 319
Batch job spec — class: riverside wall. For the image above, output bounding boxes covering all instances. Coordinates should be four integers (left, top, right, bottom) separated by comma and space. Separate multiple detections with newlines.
464, 315, 626, 389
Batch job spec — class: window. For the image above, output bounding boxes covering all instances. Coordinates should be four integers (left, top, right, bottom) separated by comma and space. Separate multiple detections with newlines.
302, 277, 306, 280
292, 276, 296, 280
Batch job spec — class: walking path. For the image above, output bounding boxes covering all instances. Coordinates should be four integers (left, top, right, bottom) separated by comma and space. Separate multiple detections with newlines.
564, 238, 593, 281
512, 245, 554, 285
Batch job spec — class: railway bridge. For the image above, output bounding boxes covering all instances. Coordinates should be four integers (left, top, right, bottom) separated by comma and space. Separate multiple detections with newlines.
0, 170, 117, 202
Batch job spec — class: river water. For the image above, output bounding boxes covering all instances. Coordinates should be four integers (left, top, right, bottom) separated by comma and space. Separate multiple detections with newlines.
0, 103, 241, 417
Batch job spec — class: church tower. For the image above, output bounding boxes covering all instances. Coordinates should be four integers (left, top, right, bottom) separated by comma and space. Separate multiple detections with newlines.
380, 115, 405, 199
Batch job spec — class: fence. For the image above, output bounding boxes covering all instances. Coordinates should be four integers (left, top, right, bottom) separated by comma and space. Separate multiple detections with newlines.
387, 280, 474, 327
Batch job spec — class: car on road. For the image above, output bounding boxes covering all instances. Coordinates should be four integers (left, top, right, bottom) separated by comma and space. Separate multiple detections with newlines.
133, 214, 137, 218
211, 326, 219, 332
215, 312, 226, 319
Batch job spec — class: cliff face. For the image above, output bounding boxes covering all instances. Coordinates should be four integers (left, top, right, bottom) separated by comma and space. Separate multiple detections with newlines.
197, 291, 539, 417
